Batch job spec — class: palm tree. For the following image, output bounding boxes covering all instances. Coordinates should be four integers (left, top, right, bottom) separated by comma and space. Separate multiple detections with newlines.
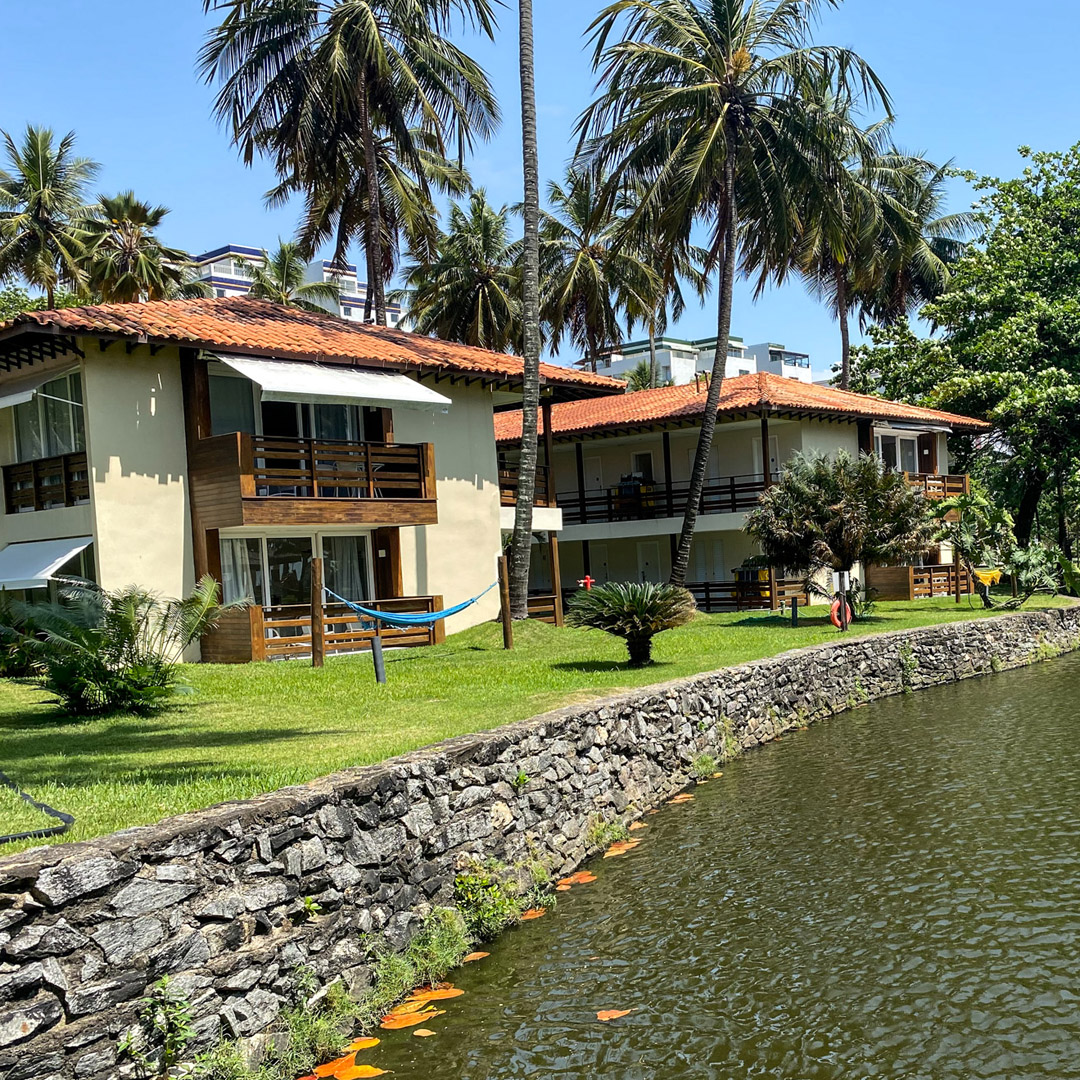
394, 190, 522, 351
80, 192, 198, 304
238, 241, 343, 312
0, 126, 98, 307
577, 0, 889, 585
200, 0, 499, 327
538, 167, 657, 367
507, 0, 543, 620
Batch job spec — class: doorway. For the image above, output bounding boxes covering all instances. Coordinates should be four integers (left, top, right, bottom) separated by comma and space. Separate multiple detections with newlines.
637, 541, 662, 583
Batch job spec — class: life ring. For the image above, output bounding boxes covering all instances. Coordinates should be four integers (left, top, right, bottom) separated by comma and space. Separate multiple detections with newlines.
830, 598, 853, 629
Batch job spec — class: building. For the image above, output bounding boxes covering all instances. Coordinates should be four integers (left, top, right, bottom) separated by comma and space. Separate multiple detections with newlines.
0, 296, 620, 660
190, 245, 405, 328
579, 335, 814, 386
494, 373, 989, 609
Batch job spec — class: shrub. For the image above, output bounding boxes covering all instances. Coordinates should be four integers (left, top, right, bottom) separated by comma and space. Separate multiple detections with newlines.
1, 576, 237, 715
691, 753, 717, 778
566, 581, 696, 666
453, 867, 520, 941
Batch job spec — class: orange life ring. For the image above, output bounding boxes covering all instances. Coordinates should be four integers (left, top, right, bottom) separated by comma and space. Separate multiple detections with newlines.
830, 599, 853, 629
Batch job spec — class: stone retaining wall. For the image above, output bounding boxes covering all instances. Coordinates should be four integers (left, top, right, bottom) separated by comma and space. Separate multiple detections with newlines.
2, 606, 1078, 1078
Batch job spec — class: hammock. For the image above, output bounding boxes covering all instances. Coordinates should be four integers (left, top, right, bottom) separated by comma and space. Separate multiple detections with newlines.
324, 582, 497, 629
974, 568, 1003, 587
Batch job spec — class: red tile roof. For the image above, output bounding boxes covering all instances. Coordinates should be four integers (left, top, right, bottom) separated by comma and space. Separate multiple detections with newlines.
1, 296, 623, 397
494, 371, 990, 442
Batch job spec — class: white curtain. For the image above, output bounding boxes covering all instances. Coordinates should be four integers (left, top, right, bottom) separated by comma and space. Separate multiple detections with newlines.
324, 536, 367, 602
220, 538, 257, 604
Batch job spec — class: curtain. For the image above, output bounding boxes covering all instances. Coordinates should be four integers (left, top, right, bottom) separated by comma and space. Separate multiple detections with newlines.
323, 535, 367, 602
220, 538, 258, 604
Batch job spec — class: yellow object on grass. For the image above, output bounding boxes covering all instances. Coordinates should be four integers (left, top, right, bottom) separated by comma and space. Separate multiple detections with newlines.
974, 568, 1003, 587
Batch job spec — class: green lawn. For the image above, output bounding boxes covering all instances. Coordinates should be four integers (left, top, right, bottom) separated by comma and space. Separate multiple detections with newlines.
0, 597, 1070, 853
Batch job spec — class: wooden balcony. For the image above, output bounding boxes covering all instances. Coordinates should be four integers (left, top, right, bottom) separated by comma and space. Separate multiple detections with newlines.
3, 451, 90, 514
865, 563, 974, 602
498, 464, 555, 507
559, 473, 768, 527
201, 596, 444, 663
190, 433, 437, 529
906, 472, 969, 499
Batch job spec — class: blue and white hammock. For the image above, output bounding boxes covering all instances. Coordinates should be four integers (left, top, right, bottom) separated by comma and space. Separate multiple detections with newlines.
324, 582, 497, 629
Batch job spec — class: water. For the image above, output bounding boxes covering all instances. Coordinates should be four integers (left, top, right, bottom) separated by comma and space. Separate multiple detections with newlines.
371, 655, 1080, 1079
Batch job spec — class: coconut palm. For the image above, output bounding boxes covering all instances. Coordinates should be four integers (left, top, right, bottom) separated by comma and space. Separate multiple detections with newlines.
0, 126, 98, 307
538, 167, 658, 367
238, 241, 343, 312
80, 192, 198, 304
200, 0, 499, 327
577, 0, 889, 585
394, 190, 522, 351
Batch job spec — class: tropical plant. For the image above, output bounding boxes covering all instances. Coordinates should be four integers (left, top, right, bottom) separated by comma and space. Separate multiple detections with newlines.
0, 285, 82, 322
238, 241, 343, 313
624, 358, 670, 391
80, 191, 198, 303
577, 0, 890, 585
200, 0, 500, 327
394, 190, 522, 350
0, 576, 237, 715
0, 125, 98, 307
933, 490, 1015, 609
507, 0, 543, 620
566, 581, 696, 666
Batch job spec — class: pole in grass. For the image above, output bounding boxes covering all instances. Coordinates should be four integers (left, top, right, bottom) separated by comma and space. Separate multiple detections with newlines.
498, 555, 513, 650
790, 595, 799, 627
311, 557, 326, 669
370, 626, 387, 684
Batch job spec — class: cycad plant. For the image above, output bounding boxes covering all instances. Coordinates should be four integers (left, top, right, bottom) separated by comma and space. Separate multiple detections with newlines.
1, 576, 235, 715
567, 581, 696, 666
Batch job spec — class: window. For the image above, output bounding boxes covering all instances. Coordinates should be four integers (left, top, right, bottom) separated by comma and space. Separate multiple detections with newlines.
875, 433, 917, 473
209, 374, 256, 436
343, 306, 352, 317
216, 288, 227, 298
323, 535, 370, 602
631, 451, 655, 483
13, 371, 85, 461
220, 537, 263, 604
738, 368, 750, 377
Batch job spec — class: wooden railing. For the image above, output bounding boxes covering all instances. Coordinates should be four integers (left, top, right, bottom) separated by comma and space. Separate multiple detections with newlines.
526, 592, 564, 626
687, 577, 808, 613
2, 451, 90, 514
558, 473, 768, 526
498, 465, 554, 507
253, 596, 443, 660
865, 563, 973, 601
248, 435, 435, 501
905, 472, 969, 499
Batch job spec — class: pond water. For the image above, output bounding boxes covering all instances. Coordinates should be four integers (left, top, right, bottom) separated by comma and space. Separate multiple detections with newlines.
371, 654, 1080, 1079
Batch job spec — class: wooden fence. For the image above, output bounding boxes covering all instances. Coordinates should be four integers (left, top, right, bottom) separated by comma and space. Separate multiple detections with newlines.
2, 451, 89, 513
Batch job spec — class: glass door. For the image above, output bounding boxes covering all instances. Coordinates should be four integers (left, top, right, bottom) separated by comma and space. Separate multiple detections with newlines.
265, 536, 313, 608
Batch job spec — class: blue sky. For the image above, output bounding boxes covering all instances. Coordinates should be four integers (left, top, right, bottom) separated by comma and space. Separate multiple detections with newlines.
2, 0, 1079, 372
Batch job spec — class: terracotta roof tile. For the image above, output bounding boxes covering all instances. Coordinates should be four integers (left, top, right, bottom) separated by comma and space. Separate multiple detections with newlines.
493, 371, 990, 442
2, 296, 622, 396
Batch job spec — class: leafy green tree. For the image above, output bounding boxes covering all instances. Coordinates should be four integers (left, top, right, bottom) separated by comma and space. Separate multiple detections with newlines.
578, 0, 889, 585
0, 285, 81, 322
0, 126, 98, 307
623, 358, 671, 391
239, 241, 343, 312
394, 190, 522, 351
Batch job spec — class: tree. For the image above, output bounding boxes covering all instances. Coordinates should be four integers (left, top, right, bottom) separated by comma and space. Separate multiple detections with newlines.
80, 192, 197, 304
624, 358, 670, 391
0, 285, 81, 322
578, 0, 889, 585
0, 126, 98, 307
744, 450, 933, 624
238, 241, 344, 312
200, 0, 499, 327
507, 0, 542, 621
394, 190, 522, 351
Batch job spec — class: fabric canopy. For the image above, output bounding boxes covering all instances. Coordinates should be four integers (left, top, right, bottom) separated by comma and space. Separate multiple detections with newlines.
214, 354, 452, 411
0, 537, 93, 591
0, 366, 77, 411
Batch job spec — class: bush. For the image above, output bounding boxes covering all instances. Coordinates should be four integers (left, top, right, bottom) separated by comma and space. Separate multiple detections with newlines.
566, 581, 696, 666
1, 576, 237, 715
453, 868, 520, 941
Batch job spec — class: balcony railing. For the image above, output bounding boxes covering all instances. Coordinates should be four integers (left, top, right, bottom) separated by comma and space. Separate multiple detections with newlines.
3, 451, 90, 514
687, 577, 809, 613
558, 473, 768, 526
905, 472, 969, 499
498, 464, 555, 507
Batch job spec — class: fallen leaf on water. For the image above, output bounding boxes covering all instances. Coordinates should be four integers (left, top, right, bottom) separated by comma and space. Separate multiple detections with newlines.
346, 1038, 380, 1052
696, 780, 710, 785
462, 952, 489, 963
576, 872, 598, 883
337, 1068, 389, 1079
647, 809, 661, 815
521, 907, 546, 920
603, 840, 642, 858
406, 988, 465, 1003
297, 1075, 318, 1080
383, 1000, 428, 1015
380, 1010, 440, 1030
412, 1029, 437, 1038
597, 1009, 634, 1022
628, 821, 648, 831
711, 771, 724, 778
556, 884, 572, 892
314, 1056, 354, 1077
667, 793, 694, 804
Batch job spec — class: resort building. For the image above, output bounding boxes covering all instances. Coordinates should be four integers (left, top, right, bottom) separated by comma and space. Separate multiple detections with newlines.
190, 244, 406, 328
578, 336, 815, 385
0, 296, 620, 660
494, 373, 989, 610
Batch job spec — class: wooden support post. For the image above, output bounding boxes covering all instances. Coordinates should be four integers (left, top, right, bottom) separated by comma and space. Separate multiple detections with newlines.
954, 560, 963, 605
498, 555, 513, 650
760, 413, 772, 487
249, 606, 267, 662
311, 557, 325, 668
548, 534, 564, 627
431, 596, 446, 645
768, 565, 779, 611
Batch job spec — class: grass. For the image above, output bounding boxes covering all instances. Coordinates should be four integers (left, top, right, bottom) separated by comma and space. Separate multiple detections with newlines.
0, 597, 1071, 853
0, 784, 58, 837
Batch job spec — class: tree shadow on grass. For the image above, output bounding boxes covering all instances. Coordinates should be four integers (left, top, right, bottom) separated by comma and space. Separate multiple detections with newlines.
549, 659, 677, 675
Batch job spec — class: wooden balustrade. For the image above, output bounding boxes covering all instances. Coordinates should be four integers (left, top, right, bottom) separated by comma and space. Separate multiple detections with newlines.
865, 563, 973, 601
686, 577, 809, 613
2, 451, 90, 514
525, 592, 563, 626
498, 465, 554, 507
905, 472, 969, 499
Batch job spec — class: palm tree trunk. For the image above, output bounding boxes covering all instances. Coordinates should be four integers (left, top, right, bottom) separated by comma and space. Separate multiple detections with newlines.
508, 0, 542, 621
670, 148, 736, 586
46, 284, 55, 309
648, 320, 658, 388
836, 265, 852, 390
357, 67, 387, 326
1014, 466, 1047, 547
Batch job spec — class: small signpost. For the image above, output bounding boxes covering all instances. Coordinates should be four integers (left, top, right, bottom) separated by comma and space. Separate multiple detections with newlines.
498, 555, 513, 650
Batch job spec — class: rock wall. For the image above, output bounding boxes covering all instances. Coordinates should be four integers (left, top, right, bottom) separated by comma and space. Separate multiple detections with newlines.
2, 606, 1078, 1078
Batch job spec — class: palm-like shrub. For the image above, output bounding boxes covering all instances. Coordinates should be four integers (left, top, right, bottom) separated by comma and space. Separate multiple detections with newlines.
567, 582, 696, 667
1, 576, 235, 715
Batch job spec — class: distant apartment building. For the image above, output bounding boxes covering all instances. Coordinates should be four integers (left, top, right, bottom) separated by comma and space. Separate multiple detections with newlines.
190, 245, 405, 328
579, 335, 814, 385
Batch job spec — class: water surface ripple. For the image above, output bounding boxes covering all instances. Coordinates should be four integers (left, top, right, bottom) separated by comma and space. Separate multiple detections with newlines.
374, 654, 1080, 1078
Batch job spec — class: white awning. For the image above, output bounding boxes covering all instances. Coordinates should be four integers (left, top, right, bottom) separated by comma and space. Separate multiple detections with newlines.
214, 355, 452, 411
0, 366, 77, 411
0, 537, 93, 591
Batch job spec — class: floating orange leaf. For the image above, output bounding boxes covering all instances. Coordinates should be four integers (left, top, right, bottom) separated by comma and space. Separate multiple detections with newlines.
298, 1075, 318, 1080
380, 1010, 438, 1030
383, 1000, 428, 1015
576, 872, 598, 883
556, 883, 572, 892
628, 821, 648, 831
521, 907, 546, 920
667, 793, 694, 804
596, 1009, 634, 1022
406, 988, 464, 1003
603, 840, 641, 858
336, 1068, 389, 1079
412, 1029, 437, 1038
711, 771, 724, 778
314, 1055, 354, 1077
462, 952, 489, 963
345, 1038, 380, 1052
